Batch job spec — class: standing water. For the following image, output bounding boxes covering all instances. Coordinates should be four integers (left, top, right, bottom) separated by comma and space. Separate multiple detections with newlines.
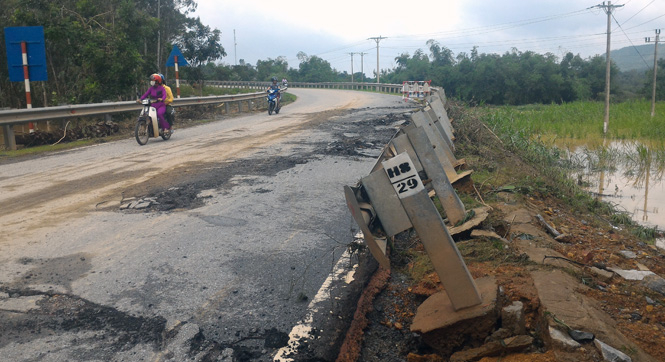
568, 140, 665, 231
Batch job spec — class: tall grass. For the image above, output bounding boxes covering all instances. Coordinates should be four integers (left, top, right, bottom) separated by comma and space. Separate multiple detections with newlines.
481, 100, 665, 144
478, 100, 664, 241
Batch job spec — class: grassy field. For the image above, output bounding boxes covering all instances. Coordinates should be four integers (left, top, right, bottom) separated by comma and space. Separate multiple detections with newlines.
479, 100, 665, 148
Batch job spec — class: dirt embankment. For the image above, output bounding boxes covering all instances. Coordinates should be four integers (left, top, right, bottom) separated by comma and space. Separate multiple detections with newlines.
345, 101, 665, 362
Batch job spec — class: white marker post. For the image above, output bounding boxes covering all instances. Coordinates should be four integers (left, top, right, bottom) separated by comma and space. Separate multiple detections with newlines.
382, 153, 481, 311
21, 41, 34, 132
174, 55, 181, 99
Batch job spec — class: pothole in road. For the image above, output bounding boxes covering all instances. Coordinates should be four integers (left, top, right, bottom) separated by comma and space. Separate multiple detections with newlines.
0, 288, 167, 358
119, 108, 413, 214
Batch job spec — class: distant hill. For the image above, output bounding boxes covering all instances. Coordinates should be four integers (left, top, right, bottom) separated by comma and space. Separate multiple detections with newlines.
611, 44, 664, 72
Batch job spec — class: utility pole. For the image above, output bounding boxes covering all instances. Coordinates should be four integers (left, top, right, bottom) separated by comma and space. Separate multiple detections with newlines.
368, 36, 387, 83
360, 52, 368, 83
593, 1, 624, 135
234, 29, 237, 66
348, 52, 355, 82
646, 29, 662, 117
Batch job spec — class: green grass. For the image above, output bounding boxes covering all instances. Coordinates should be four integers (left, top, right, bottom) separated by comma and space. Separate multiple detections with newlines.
0, 137, 113, 159
471, 99, 664, 241
480, 100, 665, 144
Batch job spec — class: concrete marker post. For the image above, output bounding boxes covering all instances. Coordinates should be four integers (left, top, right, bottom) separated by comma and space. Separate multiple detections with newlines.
404, 127, 466, 225
421, 108, 457, 163
429, 97, 455, 138
425, 105, 455, 150
361, 170, 412, 237
381, 153, 481, 310
2, 125, 17, 150
344, 185, 390, 269
391, 133, 423, 173
410, 112, 466, 184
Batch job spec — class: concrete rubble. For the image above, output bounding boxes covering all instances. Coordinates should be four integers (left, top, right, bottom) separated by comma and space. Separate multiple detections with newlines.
548, 326, 581, 351
594, 339, 632, 362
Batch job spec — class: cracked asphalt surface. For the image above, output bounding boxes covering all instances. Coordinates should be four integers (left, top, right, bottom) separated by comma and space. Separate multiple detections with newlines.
0, 89, 414, 361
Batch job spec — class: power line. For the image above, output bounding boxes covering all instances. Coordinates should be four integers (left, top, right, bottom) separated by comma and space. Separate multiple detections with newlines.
620, 0, 655, 26
612, 13, 651, 68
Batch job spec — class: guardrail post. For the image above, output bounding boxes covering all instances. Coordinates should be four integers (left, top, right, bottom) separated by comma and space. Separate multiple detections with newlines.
361, 170, 413, 237
403, 127, 467, 225
2, 125, 17, 151
410, 112, 461, 182
224, 102, 230, 114
344, 185, 390, 269
382, 153, 481, 311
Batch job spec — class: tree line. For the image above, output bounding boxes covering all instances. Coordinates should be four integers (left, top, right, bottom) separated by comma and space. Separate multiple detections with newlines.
1, 2, 663, 108
0, 0, 223, 108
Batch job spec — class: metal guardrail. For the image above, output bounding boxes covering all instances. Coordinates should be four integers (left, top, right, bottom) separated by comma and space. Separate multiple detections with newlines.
0, 81, 406, 150
201, 81, 404, 94
0, 91, 266, 126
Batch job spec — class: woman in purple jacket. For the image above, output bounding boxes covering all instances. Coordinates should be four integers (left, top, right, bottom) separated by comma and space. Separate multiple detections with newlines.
139, 74, 170, 132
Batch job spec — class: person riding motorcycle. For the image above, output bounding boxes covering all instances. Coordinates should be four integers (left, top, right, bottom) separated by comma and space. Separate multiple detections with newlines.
267, 77, 281, 108
159, 73, 175, 130
138, 74, 170, 133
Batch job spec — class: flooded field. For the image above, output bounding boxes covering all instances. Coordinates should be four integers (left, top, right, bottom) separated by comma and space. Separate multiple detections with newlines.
565, 140, 665, 230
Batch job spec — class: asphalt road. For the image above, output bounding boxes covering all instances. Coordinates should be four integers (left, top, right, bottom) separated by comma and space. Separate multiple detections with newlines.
0, 89, 413, 361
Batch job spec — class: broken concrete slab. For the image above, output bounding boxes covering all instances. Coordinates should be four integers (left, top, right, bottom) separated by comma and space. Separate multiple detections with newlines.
411, 276, 499, 356
501, 301, 526, 335
548, 326, 581, 351
449, 335, 533, 362
655, 238, 665, 252
618, 250, 637, 259
594, 339, 632, 362
641, 274, 665, 296
588, 266, 614, 283
608, 268, 655, 281
503, 208, 533, 224
531, 270, 657, 361
448, 207, 491, 236
470, 229, 510, 243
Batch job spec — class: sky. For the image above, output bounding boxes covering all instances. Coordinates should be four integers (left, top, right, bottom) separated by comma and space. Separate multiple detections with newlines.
192, 0, 665, 78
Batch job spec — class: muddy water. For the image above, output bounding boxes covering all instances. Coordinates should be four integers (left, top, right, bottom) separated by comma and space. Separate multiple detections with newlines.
567, 140, 665, 230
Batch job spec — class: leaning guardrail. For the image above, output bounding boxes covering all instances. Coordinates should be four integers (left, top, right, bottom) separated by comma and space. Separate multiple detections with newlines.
333, 89, 502, 360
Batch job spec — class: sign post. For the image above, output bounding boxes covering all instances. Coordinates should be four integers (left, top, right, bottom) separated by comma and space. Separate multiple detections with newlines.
5, 26, 47, 135
166, 46, 189, 98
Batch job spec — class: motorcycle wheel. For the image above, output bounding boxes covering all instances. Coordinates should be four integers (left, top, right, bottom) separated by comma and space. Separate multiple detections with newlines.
275, 104, 280, 114
135, 119, 149, 145
268, 102, 274, 115
161, 129, 172, 140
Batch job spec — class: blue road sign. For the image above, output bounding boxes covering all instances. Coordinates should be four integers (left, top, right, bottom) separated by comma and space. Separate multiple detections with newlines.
4, 26, 48, 82
166, 45, 189, 67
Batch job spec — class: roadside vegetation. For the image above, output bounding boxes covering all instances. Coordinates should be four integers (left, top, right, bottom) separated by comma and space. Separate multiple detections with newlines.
450, 100, 664, 243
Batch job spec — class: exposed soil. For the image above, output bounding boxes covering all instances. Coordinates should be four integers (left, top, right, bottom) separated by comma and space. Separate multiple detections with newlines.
347, 101, 665, 362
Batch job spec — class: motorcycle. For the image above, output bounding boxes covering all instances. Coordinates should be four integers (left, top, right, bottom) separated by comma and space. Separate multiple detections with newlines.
267, 88, 281, 115
135, 98, 171, 145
